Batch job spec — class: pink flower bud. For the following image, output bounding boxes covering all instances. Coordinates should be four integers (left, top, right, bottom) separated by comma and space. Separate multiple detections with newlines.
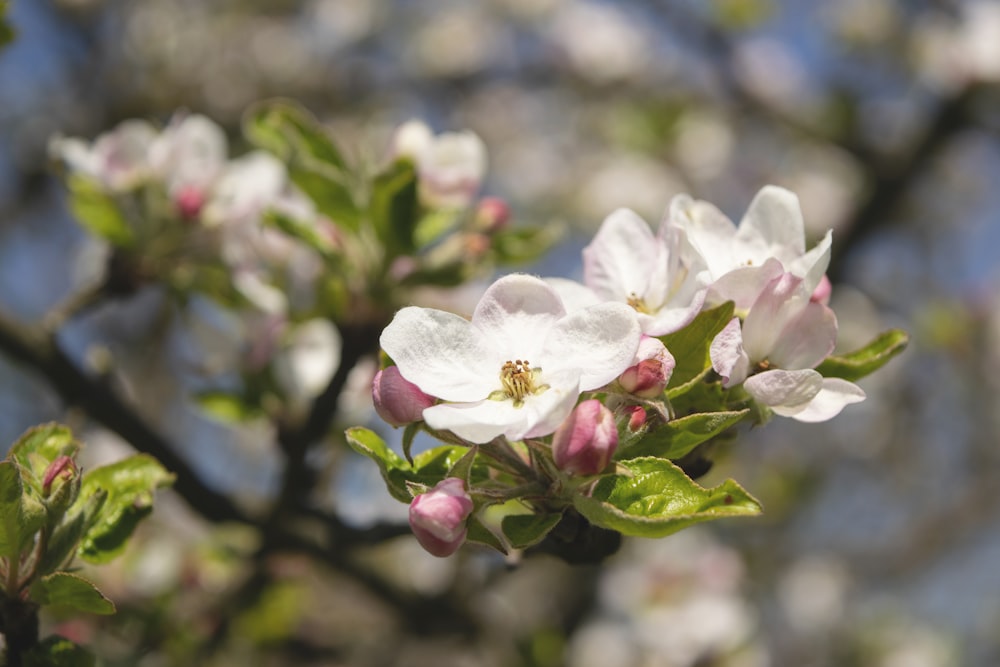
810, 274, 832, 305
42, 455, 77, 497
552, 399, 618, 476
474, 196, 510, 233
408, 478, 474, 557
625, 405, 647, 432
619, 336, 675, 398
175, 185, 205, 220
372, 366, 436, 427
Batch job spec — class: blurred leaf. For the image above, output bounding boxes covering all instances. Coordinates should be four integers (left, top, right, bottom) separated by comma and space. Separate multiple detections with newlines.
24, 636, 96, 667
660, 301, 734, 388
233, 581, 304, 645
711, 0, 774, 29
0, 1, 14, 50
73, 455, 175, 564
573, 457, 761, 538
29, 572, 115, 615
263, 210, 339, 262
501, 512, 562, 549
490, 223, 563, 266
815, 328, 909, 382
195, 391, 264, 424
465, 515, 506, 553
37, 491, 105, 576
413, 209, 462, 249
7, 423, 79, 494
0, 460, 46, 558
399, 262, 471, 287
371, 159, 419, 258
617, 410, 748, 461
66, 175, 134, 246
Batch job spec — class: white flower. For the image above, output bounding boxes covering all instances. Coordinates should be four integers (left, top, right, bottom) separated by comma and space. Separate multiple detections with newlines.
380, 274, 641, 444
201, 150, 289, 228
148, 113, 228, 198
670, 185, 832, 312
390, 119, 487, 209
582, 208, 709, 336
710, 270, 865, 422
49, 120, 158, 191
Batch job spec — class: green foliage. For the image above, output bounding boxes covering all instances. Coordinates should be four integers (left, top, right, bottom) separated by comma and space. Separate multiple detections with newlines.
816, 328, 909, 382
0, 460, 46, 558
490, 224, 564, 266
8, 423, 80, 495
618, 410, 749, 461
66, 175, 135, 246
501, 512, 563, 549
0, 1, 15, 50
195, 391, 265, 424
660, 301, 734, 388
23, 637, 96, 667
371, 158, 420, 258
29, 572, 116, 615
573, 457, 761, 538
73, 454, 175, 564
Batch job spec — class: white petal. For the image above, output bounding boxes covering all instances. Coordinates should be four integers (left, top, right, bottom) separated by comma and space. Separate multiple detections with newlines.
669, 194, 738, 279
737, 185, 806, 257
710, 318, 751, 387
542, 302, 641, 390
741, 272, 808, 362
380, 307, 497, 401
639, 297, 704, 336
788, 378, 866, 422
768, 301, 838, 370
744, 369, 822, 415
788, 229, 833, 295
544, 277, 602, 313
471, 274, 565, 359
706, 260, 784, 312
582, 208, 659, 302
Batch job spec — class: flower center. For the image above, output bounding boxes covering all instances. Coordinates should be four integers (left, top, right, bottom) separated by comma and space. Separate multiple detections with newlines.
500, 359, 535, 401
627, 292, 651, 314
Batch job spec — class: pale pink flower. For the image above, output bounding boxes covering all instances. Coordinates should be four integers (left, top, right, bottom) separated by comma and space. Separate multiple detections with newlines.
409, 478, 474, 557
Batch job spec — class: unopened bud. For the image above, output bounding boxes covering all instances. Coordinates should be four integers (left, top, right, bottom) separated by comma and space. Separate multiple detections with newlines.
43, 456, 77, 498
372, 366, 436, 427
552, 399, 618, 476
175, 185, 205, 220
408, 478, 474, 557
625, 405, 647, 432
619, 336, 675, 398
473, 196, 510, 233
42, 455, 81, 520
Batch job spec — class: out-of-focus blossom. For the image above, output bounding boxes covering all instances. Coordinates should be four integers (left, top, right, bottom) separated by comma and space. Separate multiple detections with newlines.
273, 318, 341, 415
148, 113, 228, 211
408, 477, 474, 557
473, 196, 510, 233
549, 3, 650, 85
710, 271, 865, 422
914, 2, 1000, 90
583, 208, 708, 336
552, 399, 618, 476
379, 274, 640, 444
49, 120, 158, 191
670, 185, 832, 312
372, 366, 436, 428
390, 120, 487, 209
618, 335, 674, 398
201, 150, 289, 228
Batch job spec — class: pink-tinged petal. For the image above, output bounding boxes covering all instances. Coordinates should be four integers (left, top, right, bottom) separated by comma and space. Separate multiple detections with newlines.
711, 318, 751, 387
744, 369, 822, 413
737, 185, 806, 257
669, 194, 739, 279
380, 307, 497, 401
583, 208, 659, 302
544, 277, 602, 313
423, 370, 581, 443
542, 302, 641, 390
741, 272, 808, 362
769, 301, 838, 370
789, 229, 833, 296
639, 295, 705, 336
706, 259, 785, 312
810, 274, 832, 305
786, 378, 866, 422
471, 274, 565, 359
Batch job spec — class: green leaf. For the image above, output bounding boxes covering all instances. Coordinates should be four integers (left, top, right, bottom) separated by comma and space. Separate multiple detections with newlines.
413, 209, 462, 249
24, 636, 96, 667
0, 460, 46, 559
490, 224, 563, 266
660, 302, 734, 388
815, 328, 909, 382
501, 512, 563, 549
73, 455, 175, 564
401, 422, 420, 466
370, 159, 419, 258
37, 491, 106, 577
29, 572, 115, 615
263, 210, 339, 261
66, 175, 134, 246
7, 423, 79, 494
0, 1, 15, 51
618, 410, 749, 461
573, 457, 762, 538
464, 515, 506, 553
195, 391, 264, 424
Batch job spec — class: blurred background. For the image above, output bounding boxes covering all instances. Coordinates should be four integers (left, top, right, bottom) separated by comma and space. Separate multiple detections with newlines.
2, 0, 1000, 665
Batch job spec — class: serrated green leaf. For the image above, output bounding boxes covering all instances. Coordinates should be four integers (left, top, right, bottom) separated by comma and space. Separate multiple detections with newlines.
7, 423, 79, 494
573, 457, 761, 538
816, 328, 909, 382
195, 391, 264, 424
0, 460, 46, 558
501, 512, 562, 549
66, 175, 134, 246
24, 636, 96, 667
490, 223, 563, 266
73, 455, 174, 564
660, 302, 734, 388
29, 572, 115, 615
371, 159, 419, 258
464, 515, 506, 553
618, 410, 749, 461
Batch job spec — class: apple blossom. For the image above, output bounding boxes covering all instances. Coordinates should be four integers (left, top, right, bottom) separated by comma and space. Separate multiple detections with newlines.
582, 208, 709, 336
372, 366, 437, 427
49, 119, 158, 191
148, 113, 228, 211
710, 271, 865, 422
552, 399, 618, 476
619, 335, 675, 398
669, 185, 832, 312
409, 477, 475, 557
379, 273, 641, 444
390, 119, 487, 209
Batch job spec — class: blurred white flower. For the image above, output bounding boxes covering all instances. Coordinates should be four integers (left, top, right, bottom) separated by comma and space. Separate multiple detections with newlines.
50, 119, 158, 191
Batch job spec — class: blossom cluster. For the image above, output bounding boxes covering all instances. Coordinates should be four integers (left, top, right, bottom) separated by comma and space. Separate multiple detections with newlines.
370, 185, 895, 558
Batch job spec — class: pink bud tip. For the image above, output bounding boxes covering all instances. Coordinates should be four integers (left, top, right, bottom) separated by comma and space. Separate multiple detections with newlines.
625, 405, 647, 432
474, 196, 510, 232
372, 366, 436, 427
175, 185, 205, 220
552, 399, 618, 476
619, 336, 674, 398
42, 455, 77, 495
409, 478, 475, 557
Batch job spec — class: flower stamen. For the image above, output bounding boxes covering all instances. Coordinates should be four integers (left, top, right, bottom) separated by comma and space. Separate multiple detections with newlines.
627, 292, 651, 314
500, 359, 535, 401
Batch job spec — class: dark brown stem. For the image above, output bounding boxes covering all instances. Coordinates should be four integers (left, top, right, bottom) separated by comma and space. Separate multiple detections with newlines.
0, 594, 40, 667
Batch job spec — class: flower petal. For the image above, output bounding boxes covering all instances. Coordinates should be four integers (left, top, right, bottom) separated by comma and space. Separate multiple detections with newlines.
706, 259, 784, 312
380, 306, 497, 401
471, 274, 565, 360
744, 369, 822, 414
741, 272, 808, 362
787, 378, 866, 422
669, 193, 738, 279
542, 302, 641, 390
710, 318, 751, 387
769, 301, 838, 370
583, 208, 659, 302
544, 277, 601, 313
737, 185, 806, 257
788, 229, 832, 296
